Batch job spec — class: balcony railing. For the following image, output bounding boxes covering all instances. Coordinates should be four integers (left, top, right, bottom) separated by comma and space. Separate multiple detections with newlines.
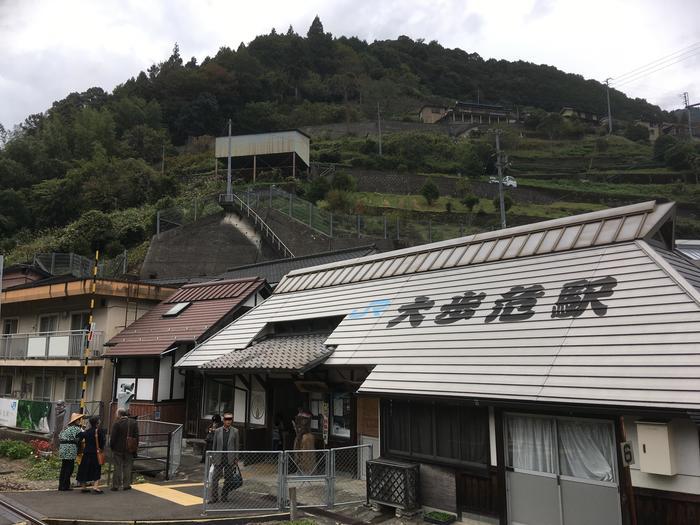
0, 330, 104, 360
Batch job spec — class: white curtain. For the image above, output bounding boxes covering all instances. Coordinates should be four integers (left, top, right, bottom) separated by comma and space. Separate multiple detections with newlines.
507, 415, 556, 473
558, 419, 615, 482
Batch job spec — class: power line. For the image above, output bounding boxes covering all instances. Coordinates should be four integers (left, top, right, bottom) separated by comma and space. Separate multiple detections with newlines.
611, 47, 700, 86
611, 50, 700, 88
612, 42, 700, 82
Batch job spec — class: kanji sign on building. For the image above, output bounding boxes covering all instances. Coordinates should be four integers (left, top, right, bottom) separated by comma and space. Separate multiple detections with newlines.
350, 276, 619, 328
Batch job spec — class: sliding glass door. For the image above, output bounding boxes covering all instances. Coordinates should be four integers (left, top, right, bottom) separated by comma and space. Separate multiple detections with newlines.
505, 414, 621, 525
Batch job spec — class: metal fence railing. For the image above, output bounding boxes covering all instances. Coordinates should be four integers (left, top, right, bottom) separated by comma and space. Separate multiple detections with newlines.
241, 186, 478, 246
0, 330, 104, 360
33, 253, 128, 279
203, 444, 372, 514
104, 420, 183, 481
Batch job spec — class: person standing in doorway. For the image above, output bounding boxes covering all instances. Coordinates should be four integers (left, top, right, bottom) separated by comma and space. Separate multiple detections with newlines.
208, 412, 239, 503
57, 413, 84, 491
202, 414, 222, 463
110, 409, 139, 491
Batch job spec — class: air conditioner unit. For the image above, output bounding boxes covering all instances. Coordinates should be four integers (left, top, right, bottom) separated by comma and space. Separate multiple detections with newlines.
367, 458, 420, 514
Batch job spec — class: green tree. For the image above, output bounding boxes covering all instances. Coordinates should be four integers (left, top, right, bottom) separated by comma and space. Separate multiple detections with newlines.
330, 172, 356, 192
421, 180, 439, 205
306, 176, 330, 203
654, 134, 677, 160
624, 124, 649, 142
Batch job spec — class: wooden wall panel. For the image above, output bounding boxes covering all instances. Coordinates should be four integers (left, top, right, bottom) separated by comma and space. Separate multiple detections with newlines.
357, 397, 379, 437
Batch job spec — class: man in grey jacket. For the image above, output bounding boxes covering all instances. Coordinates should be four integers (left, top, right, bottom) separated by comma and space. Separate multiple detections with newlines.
208, 412, 240, 503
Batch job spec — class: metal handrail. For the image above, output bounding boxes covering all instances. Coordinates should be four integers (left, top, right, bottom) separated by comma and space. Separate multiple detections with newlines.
219, 193, 295, 258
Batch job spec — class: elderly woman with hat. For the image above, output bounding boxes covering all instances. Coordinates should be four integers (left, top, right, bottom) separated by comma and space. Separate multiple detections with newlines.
58, 412, 84, 491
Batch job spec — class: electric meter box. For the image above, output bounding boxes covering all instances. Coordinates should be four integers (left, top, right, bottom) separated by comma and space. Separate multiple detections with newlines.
636, 421, 676, 476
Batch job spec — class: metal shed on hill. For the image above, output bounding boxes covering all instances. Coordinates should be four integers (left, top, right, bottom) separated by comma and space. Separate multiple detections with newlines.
214, 130, 310, 180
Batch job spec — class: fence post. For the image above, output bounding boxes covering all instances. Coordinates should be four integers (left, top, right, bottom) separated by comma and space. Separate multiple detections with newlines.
357, 215, 361, 239
289, 487, 298, 520
327, 449, 333, 508
460, 222, 464, 237
289, 193, 293, 217
309, 202, 313, 226
269, 185, 273, 208
156, 211, 161, 236
165, 430, 172, 480
277, 451, 285, 511
428, 220, 432, 243
122, 250, 127, 274
396, 216, 400, 241
330, 213, 334, 238
194, 197, 198, 221
383, 216, 387, 239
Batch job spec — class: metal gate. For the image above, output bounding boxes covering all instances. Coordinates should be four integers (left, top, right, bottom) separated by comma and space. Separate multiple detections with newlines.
203, 444, 372, 514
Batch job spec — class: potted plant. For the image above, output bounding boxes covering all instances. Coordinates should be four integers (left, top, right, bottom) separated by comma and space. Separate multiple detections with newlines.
424, 511, 457, 525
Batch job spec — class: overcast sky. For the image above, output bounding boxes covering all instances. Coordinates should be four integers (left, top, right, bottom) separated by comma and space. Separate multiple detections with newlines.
1, 0, 698, 128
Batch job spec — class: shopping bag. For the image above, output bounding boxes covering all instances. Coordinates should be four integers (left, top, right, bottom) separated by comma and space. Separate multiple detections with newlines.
226, 464, 243, 490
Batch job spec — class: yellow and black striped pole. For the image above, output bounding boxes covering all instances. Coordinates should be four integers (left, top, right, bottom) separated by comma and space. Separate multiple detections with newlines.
79, 250, 99, 415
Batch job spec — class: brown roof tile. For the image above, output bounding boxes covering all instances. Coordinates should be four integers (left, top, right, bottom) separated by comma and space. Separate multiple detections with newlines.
105, 277, 265, 356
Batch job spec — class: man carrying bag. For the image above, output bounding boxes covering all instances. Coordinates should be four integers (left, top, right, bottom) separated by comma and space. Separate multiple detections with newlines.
208, 412, 241, 503
109, 408, 139, 491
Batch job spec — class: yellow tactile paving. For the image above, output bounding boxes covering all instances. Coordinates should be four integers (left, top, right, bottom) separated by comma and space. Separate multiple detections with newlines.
132, 483, 203, 506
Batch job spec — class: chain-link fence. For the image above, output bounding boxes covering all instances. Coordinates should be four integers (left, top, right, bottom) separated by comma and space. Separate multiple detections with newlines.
332, 444, 374, 506
203, 444, 372, 514
204, 451, 282, 513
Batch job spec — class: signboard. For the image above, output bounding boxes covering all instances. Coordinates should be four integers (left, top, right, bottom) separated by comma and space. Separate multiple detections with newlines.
0, 398, 18, 428
321, 400, 329, 445
250, 390, 266, 425
620, 441, 635, 467
116, 377, 136, 410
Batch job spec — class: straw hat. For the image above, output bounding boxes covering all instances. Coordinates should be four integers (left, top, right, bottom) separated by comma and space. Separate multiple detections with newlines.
68, 413, 85, 425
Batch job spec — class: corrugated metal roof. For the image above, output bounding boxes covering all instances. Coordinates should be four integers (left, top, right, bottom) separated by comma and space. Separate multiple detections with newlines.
215, 130, 310, 166
177, 239, 700, 410
105, 277, 265, 357
203, 333, 332, 371
166, 278, 262, 303
274, 201, 674, 294
676, 240, 700, 261
218, 246, 379, 285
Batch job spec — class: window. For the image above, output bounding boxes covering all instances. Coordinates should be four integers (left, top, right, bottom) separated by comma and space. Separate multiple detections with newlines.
38, 315, 58, 333
331, 393, 352, 439
505, 414, 616, 483
383, 399, 489, 467
34, 375, 53, 401
204, 376, 235, 416
2, 319, 18, 335
0, 374, 12, 396
163, 302, 191, 317
64, 375, 82, 402
116, 358, 158, 402
70, 312, 90, 331
309, 392, 323, 430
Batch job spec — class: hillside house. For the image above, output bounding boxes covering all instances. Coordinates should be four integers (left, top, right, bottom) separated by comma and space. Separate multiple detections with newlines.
178, 200, 700, 525
419, 101, 513, 125
0, 270, 173, 431
560, 106, 599, 123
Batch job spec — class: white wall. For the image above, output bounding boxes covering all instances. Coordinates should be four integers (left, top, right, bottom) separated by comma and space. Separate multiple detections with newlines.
625, 416, 700, 495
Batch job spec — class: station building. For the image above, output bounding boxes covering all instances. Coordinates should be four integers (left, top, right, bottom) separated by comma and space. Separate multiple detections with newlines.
177, 200, 700, 525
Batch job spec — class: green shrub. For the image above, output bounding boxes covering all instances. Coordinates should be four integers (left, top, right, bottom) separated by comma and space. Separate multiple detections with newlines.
25, 455, 62, 480
0, 440, 33, 459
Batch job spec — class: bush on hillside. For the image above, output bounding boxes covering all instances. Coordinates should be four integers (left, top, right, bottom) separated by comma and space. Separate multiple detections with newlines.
421, 180, 439, 205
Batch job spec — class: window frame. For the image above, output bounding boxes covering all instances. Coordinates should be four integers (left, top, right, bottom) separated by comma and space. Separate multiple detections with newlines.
382, 398, 490, 470
38, 314, 59, 334
115, 358, 159, 402
2, 318, 19, 335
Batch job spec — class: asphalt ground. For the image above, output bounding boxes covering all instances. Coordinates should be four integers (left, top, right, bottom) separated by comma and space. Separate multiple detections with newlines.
0, 483, 288, 524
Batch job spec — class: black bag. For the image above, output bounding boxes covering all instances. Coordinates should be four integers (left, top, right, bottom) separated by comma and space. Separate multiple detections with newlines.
225, 464, 243, 490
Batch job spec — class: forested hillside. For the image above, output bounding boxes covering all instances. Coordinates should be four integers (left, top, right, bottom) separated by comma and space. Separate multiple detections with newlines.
0, 17, 687, 262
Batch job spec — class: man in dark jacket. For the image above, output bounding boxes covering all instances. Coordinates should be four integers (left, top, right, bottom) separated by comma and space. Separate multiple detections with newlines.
109, 409, 139, 491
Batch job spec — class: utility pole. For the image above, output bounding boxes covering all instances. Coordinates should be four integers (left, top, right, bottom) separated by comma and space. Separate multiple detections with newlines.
226, 118, 232, 198
490, 129, 507, 229
161, 143, 165, 175
605, 78, 613, 134
682, 92, 693, 138
377, 102, 383, 156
